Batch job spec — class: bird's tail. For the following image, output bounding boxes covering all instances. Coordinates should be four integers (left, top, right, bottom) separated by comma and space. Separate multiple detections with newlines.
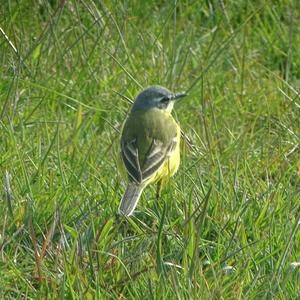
119, 183, 144, 216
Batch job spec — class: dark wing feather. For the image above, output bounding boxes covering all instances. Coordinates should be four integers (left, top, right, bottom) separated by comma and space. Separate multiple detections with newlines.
121, 136, 177, 184
141, 140, 166, 181
121, 139, 142, 183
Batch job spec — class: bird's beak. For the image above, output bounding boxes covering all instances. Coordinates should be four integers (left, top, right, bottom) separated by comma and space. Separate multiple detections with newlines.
172, 93, 187, 101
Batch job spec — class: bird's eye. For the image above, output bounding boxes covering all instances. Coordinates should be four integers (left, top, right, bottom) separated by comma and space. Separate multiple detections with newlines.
160, 96, 170, 103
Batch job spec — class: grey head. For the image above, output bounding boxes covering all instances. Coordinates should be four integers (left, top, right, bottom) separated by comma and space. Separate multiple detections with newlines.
131, 85, 187, 113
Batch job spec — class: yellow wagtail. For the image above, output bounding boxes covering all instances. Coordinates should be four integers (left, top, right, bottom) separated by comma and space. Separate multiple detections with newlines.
119, 86, 187, 216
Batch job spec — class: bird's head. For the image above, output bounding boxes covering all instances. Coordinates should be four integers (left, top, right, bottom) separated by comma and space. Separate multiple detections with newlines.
131, 86, 187, 113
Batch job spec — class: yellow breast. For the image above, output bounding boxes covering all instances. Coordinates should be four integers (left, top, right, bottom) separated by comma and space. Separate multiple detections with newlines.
147, 121, 181, 185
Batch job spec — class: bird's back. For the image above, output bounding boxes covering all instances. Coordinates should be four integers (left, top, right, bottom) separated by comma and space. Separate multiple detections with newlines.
121, 108, 180, 183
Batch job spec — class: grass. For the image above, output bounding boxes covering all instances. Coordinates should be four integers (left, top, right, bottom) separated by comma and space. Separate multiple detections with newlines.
1, 0, 299, 298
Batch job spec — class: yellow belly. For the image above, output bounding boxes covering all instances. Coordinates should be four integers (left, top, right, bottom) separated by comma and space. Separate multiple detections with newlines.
146, 123, 181, 186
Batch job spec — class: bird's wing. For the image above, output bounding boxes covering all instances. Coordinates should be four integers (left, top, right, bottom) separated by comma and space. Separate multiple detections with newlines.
121, 137, 177, 184
121, 138, 142, 183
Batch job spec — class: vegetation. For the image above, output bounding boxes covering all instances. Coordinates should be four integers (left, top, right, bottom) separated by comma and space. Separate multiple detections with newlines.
1, 0, 299, 298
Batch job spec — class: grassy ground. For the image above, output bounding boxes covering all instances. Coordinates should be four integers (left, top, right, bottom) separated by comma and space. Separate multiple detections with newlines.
1, 0, 299, 298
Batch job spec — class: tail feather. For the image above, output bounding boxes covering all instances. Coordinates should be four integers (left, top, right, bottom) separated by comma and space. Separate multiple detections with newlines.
119, 184, 143, 216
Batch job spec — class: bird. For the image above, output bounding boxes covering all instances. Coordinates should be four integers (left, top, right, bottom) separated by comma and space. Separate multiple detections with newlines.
118, 85, 187, 216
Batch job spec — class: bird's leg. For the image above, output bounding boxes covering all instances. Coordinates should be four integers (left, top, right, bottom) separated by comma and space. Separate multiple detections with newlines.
156, 180, 162, 200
